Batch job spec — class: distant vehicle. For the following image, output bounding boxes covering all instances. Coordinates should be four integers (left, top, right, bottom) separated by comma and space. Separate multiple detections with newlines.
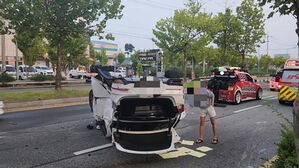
18, 65, 38, 80
68, 66, 87, 79
34, 65, 54, 76
278, 59, 299, 104
0, 64, 16, 78
208, 66, 262, 104
109, 70, 126, 78
270, 71, 282, 91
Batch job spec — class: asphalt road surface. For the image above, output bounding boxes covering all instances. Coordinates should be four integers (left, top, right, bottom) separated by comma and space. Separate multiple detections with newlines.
0, 91, 294, 168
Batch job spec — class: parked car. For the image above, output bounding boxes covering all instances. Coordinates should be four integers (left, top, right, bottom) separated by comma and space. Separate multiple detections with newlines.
34, 65, 54, 76
18, 65, 38, 80
109, 70, 126, 78
68, 67, 87, 79
0, 64, 16, 78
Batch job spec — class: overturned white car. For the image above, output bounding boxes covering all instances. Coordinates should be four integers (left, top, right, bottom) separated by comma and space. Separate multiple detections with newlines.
89, 69, 185, 154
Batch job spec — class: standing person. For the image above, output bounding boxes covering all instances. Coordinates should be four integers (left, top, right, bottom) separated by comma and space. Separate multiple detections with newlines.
195, 80, 218, 144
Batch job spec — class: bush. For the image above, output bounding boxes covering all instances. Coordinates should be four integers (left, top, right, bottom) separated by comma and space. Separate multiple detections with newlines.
273, 128, 298, 168
30, 74, 55, 81
0, 72, 15, 84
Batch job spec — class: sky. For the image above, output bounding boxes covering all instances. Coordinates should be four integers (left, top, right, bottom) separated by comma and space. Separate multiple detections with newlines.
92, 0, 299, 59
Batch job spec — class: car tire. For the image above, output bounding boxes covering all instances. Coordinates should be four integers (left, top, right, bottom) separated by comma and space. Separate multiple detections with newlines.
69, 74, 73, 78
256, 88, 263, 100
19, 76, 22, 80
235, 91, 241, 104
279, 100, 285, 104
89, 90, 93, 112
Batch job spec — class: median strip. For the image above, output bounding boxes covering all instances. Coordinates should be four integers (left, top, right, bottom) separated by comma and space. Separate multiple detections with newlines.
233, 105, 263, 114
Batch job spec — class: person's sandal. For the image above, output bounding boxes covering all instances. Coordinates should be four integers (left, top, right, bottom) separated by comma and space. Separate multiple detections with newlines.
195, 138, 203, 144
212, 138, 218, 144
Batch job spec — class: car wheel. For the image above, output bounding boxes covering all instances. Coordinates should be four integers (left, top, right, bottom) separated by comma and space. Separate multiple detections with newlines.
89, 90, 93, 112
256, 88, 263, 100
78, 75, 82, 79
69, 74, 73, 78
19, 76, 22, 80
235, 91, 241, 104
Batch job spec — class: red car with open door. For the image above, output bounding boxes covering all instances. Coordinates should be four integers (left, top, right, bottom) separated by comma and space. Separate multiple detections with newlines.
208, 67, 263, 104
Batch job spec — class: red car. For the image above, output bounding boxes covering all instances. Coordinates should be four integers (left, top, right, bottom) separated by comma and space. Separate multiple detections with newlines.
208, 68, 263, 104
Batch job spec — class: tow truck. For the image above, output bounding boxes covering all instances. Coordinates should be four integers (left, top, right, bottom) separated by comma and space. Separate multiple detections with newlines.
278, 59, 299, 104
208, 67, 263, 104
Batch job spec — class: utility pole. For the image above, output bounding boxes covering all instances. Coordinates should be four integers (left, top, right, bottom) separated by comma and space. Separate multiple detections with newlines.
266, 35, 269, 56
16, 38, 19, 80
257, 45, 260, 72
1, 34, 5, 72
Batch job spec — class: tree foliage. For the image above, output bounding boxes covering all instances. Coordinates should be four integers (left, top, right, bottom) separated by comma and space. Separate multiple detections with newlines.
117, 52, 126, 65
136, 63, 143, 77
153, 0, 219, 81
125, 43, 135, 53
14, 34, 46, 67
236, 0, 265, 68
0, 0, 124, 90
215, 8, 242, 65
260, 55, 272, 72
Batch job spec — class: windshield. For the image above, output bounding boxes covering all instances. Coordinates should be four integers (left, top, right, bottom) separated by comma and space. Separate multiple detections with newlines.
281, 69, 299, 83
25, 67, 36, 72
6, 66, 16, 72
41, 67, 50, 70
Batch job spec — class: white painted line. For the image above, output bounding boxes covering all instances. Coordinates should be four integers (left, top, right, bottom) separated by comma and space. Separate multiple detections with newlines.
73, 143, 113, 156
263, 95, 276, 99
233, 105, 263, 114
269, 97, 277, 100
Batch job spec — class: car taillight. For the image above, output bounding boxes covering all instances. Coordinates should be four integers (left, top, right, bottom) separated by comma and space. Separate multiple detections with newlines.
228, 86, 234, 91
177, 104, 184, 113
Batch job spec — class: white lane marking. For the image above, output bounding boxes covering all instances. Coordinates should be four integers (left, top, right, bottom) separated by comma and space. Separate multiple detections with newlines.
73, 143, 113, 156
263, 95, 276, 99
233, 105, 263, 114
269, 97, 277, 100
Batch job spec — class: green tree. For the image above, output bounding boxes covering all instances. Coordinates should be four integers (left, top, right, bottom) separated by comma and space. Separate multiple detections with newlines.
215, 8, 242, 65
125, 43, 135, 53
117, 52, 126, 65
14, 34, 46, 67
136, 63, 143, 77
0, 0, 124, 90
248, 55, 258, 70
236, 0, 265, 68
259, 0, 299, 58
130, 50, 140, 65
153, 0, 218, 81
273, 56, 286, 69
100, 50, 108, 66
260, 55, 272, 73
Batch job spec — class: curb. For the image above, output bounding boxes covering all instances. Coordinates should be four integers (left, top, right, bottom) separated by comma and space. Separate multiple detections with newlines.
4, 97, 89, 113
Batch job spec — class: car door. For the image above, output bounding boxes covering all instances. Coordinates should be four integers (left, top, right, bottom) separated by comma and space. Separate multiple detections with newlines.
245, 74, 256, 98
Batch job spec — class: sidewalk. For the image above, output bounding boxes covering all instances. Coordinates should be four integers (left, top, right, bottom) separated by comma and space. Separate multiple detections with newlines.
4, 97, 89, 113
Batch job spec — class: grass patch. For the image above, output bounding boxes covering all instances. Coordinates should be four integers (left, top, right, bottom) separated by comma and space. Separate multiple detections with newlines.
0, 89, 90, 103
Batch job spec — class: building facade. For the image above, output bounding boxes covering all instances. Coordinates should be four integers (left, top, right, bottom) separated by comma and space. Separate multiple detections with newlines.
0, 34, 23, 67
91, 40, 118, 66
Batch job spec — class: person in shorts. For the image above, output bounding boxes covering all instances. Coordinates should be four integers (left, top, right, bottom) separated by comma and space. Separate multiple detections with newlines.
196, 80, 218, 144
